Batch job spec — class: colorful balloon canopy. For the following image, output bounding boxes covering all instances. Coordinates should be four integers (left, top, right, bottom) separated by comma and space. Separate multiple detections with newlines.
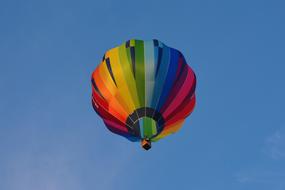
91, 39, 196, 150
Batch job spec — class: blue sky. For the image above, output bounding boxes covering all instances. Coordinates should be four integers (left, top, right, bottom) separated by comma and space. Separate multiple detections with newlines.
0, 0, 285, 189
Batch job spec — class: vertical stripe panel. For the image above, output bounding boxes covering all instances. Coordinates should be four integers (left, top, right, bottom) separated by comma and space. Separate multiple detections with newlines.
156, 48, 179, 110
151, 46, 170, 109
144, 41, 155, 107
143, 117, 153, 138
134, 40, 145, 107
107, 48, 136, 113
118, 45, 140, 109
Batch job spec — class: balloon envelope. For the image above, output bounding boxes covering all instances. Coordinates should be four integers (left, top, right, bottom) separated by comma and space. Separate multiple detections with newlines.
91, 39, 196, 147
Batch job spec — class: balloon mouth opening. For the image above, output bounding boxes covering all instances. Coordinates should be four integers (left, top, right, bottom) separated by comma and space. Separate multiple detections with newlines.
125, 107, 165, 139
135, 117, 158, 139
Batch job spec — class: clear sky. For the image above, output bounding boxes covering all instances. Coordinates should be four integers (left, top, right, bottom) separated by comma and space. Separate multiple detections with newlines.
0, 0, 285, 189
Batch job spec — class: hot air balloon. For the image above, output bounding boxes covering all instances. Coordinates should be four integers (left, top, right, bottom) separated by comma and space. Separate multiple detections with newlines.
91, 39, 196, 150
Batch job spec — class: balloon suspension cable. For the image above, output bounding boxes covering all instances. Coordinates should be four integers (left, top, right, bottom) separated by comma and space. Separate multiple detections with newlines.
141, 139, 151, 150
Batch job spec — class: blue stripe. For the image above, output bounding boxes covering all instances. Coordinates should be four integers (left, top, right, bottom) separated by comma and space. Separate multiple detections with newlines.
151, 46, 170, 109
139, 119, 144, 138
156, 48, 179, 110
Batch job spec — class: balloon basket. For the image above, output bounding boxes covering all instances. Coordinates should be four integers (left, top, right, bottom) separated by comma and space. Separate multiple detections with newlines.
141, 139, 151, 150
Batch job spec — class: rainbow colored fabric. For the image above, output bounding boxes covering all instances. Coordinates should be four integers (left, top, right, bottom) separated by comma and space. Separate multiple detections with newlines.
91, 39, 196, 142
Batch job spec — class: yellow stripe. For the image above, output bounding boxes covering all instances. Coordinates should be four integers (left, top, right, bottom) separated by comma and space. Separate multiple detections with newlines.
118, 45, 140, 108
107, 48, 136, 114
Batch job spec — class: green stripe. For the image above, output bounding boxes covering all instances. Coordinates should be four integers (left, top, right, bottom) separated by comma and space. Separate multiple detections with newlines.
125, 46, 132, 72
151, 119, 157, 135
143, 117, 153, 138
135, 40, 145, 107
130, 39, 135, 46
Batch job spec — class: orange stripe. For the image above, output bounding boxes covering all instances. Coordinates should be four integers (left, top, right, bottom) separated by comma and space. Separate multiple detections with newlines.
93, 66, 129, 122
